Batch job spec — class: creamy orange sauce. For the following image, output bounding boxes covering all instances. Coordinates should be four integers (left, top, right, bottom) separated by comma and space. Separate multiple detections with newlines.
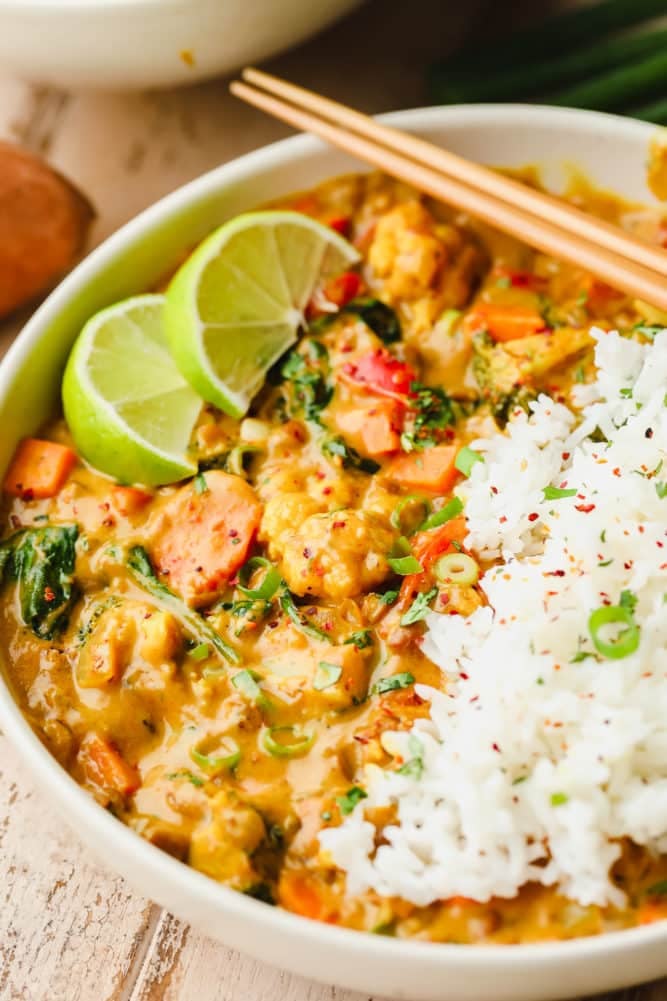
3, 171, 667, 942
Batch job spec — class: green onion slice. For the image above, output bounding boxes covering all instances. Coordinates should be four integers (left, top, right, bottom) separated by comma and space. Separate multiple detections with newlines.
238, 557, 281, 600
232, 668, 270, 707
262, 725, 315, 758
189, 642, 210, 661
387, 554, 423, 575
455, 446, 483, 477
588, 604, 640, 659
190, 735, 241, 774
227, 444, 261, 478
390, 495, 432, 535
419, 496, 463, 531
313, 661, 343, 691
542, 486, 577, 501
434, 552, 479, 586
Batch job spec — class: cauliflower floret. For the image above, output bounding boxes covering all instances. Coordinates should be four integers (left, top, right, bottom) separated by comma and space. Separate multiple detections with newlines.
189, 789, 266, 888
368, 200, 485, 337
271, 509, 394, 600
369, 200, 446, 300
260, 492, 323, 549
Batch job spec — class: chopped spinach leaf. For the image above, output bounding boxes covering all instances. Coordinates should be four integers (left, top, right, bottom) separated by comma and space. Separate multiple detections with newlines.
343, 298, 401, 343
0, 525, 79, 639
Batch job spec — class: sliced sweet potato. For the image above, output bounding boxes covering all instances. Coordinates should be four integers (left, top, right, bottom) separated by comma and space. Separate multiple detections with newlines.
151, 469, 262, 606
0, 141, 94, 319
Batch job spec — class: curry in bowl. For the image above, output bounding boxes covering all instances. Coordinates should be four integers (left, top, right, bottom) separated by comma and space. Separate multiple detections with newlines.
2, 170, 667, 944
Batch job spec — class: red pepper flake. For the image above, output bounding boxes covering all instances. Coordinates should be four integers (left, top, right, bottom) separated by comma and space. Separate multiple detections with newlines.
528, 512, 539, 522
43, 586, 56, 603
623, 561, 633, 570
575, 503, 595, 513
459, 672, 469, 680
561, 452, 570, 461
229, 528, 239, 538
490, 485, 498, 495
499, 515, 507, 523
613, 467, 621, 477
332, 520, 347, 529
322, 486, 332, 496
491, 742, 501, 753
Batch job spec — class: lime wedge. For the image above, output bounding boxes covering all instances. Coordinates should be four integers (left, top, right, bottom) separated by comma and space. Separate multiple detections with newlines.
62, 294, 202, 486
163, 211, 360, 418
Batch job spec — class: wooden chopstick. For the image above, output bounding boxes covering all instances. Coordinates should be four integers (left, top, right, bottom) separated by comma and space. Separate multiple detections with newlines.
242, 68, 667, 280
230, 74, 667, 311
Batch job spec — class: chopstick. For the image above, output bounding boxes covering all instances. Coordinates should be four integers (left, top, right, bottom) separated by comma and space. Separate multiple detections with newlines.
230, 69, 667, 311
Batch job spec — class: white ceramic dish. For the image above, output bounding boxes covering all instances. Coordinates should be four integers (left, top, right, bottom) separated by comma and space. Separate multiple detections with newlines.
1, 105, 666, 1001
0, 0, 361, 89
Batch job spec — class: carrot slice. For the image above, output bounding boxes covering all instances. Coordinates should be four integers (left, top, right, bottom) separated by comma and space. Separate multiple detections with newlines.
335, 400, 401, 456
638, 900, 667, 925
151, 469, 262, 606
464, 303, 547, 342
111, 485, 152, 516
384, 444, 458, 493
80, 733, 139, 797
278, 871, 331, 922
4, 437, 76, 499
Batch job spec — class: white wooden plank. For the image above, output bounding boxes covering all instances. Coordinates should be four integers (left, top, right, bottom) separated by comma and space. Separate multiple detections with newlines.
0, 735, 157, 1001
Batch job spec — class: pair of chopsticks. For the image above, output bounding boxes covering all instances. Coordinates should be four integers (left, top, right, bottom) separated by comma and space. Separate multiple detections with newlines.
231, 68, 667, 312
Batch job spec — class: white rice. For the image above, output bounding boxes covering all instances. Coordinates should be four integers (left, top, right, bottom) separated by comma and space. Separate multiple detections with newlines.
320, 326, 667, 907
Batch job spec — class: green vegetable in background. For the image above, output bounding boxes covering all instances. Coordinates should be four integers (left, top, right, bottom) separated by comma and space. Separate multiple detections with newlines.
549, 49, 667, 113
0, 525, 79, 640
430, 27, 667, 105
432, 0, 667, 79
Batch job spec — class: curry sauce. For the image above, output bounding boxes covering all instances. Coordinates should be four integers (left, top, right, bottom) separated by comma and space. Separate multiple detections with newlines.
3, 171, 667, 943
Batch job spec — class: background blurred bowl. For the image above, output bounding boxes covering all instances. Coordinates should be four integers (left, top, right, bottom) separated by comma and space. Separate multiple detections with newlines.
0, 0, 362, 89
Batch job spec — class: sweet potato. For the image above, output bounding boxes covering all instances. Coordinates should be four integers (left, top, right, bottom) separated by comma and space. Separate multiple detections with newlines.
4, 437, 76, 498
79, 733, 139, 798
151, 469, 262, 606
0, 142, 94, 318
335, 400, 401, 456
384, 444, 459, 493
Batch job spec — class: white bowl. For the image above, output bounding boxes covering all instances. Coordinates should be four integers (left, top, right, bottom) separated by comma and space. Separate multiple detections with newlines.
1, 105, 665, 1001
0, 0, 361, 89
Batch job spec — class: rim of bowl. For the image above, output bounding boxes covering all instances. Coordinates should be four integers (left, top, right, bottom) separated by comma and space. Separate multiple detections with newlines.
1, 102, 666, 971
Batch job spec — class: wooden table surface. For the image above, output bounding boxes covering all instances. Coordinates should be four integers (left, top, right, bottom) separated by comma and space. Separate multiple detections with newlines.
1, 2, 666, 998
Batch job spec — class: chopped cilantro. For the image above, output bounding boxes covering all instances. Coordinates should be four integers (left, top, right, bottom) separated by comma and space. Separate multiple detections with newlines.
337, 786, 368, 815
400, 587, 438, 627
344, 629, 373, 649
373, 672, 415, 695
322, 435, 380, 474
